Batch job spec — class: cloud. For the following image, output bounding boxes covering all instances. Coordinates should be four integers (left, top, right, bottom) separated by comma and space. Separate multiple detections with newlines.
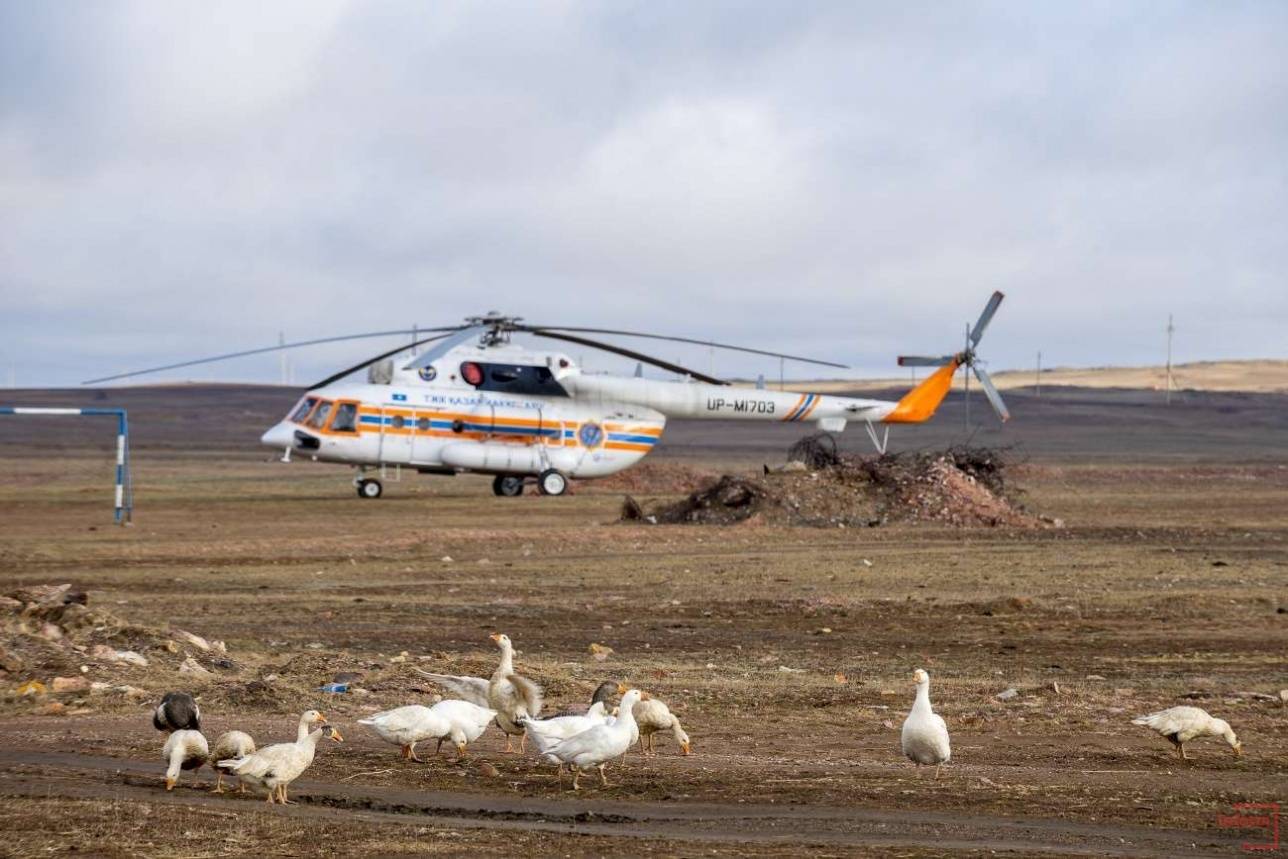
1, 1, 1285, 386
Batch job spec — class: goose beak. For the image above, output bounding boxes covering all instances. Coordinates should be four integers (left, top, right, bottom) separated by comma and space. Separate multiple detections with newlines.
616, 682, 629, 695
681, 741, 692, 755
316, 713, 327, 723
489, 633, 502, 643
165, 777, 176, 790
1233, 742, 1243, 757
328, 728, 345, 743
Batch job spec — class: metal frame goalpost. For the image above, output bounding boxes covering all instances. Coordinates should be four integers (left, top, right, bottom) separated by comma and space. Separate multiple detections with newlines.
0, 406, 134, 525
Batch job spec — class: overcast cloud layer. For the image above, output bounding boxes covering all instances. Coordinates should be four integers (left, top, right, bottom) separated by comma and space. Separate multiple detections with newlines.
2, 1, 1285, 387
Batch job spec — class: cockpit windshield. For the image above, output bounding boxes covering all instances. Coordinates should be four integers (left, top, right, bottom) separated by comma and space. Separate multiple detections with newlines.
307, 401, 333, 429
290, 397, 319, 423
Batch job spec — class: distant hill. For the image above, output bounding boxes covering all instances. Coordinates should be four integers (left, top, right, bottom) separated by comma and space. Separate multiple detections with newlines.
760, 359, 1288, 395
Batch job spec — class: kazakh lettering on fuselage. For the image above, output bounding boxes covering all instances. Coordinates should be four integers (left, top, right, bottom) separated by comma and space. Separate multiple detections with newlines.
705, 397, 776, 415
395, 392, 548, 410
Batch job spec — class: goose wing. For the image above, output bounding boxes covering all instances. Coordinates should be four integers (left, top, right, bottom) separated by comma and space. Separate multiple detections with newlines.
413, 669, 491, 707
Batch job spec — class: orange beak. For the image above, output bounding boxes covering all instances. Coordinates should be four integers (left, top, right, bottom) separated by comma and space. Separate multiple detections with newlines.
616, 682, 629, 695
328, 727, 345, 743
316, 712, 327, 723
489, 633, 502, 643
681, 741, 692, 755
165, 777, 176, 790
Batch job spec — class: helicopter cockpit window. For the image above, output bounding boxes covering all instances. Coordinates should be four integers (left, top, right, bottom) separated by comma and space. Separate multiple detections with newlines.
307, 401, 332, 429
330, 402, 358, 433
490, 367, 520, 383
290, 397, 319, 423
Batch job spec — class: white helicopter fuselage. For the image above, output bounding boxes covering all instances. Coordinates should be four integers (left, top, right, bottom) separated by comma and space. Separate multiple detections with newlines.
259, 340, 959, 483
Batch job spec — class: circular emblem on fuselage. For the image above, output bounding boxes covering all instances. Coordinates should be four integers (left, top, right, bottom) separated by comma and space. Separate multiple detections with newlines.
418, 365, 438, 382
578, 422, 604, 448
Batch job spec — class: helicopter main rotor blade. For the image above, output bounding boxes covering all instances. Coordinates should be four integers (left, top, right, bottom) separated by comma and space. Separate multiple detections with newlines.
969, 291, 1005, 348
526, 326, 848, 369
310, 331, 461, 389
82, 326, 465, 385
971, 364, 1010, 423
522, 327, 728, 385
897, 355, 958, 367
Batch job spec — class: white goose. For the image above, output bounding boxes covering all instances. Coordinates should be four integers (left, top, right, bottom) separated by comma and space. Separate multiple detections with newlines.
209, 730, 255, 793
217, 710, 338, 804
541, 689, 646, 789
484, 633, 544, 753
522, 700, 612, 751
1132, 706, 1242, 760
900, 669, 951, 777
162, 729, 209, 790
359, 699, 496, 761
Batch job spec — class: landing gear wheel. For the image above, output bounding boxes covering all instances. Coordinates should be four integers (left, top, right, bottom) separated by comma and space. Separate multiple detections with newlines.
357, 478, 383, 499
537, 469, 567, 497
492, 475, 525, 497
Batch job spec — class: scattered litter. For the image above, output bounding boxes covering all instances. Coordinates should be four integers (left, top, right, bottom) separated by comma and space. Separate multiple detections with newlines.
319, 683, 349, 694
17, 680, 46, 697
996, 687, 1019, 701
588, 643, 613, 662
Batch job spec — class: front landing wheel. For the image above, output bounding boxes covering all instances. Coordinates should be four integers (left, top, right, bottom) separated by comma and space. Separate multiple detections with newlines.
357, 478, 383, 499
537, 469, 568, 497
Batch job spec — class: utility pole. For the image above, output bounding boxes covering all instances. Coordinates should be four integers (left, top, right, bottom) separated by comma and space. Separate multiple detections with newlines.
1035, 351, 1042, 396
1165, 314, 1174, 405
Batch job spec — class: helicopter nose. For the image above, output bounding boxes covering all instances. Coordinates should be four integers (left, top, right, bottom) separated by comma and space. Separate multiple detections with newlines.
260, 422, 295, 449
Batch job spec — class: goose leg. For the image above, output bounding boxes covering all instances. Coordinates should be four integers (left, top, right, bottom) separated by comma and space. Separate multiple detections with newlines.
598, 764, 609, 787
520, 733, 527, 754
435, 738, 445, 756
935, 765, 942, 780
408, 742, 424, 763
637, 737, 647, 756
504, 735, 514, 753
211, 771, 225, 793
571, 768, 581, 791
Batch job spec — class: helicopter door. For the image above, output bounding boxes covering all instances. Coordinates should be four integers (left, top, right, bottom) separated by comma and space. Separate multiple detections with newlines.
379, 406, 414, 464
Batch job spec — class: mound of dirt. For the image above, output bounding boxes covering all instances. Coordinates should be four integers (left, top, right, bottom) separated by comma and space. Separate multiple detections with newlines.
590, 462, 722, 494
622, 447, 1053, 528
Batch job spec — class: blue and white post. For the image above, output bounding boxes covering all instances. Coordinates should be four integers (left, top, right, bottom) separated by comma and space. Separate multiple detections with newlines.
0, 406, 134, 525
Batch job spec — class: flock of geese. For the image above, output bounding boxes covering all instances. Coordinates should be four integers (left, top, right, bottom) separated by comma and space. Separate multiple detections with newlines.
152, 632, 1244, 802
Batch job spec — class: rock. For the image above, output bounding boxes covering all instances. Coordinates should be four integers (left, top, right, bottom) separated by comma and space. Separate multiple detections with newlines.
1279, 689, 1288, 705
1085, 674, 1106, 681
178, 656, 213, 677
116, 685, 149, 699
0, 596, 23, 612
115, 651, 149, 667
90, 682, 112, 694
40, 623, 64, 641
834, 673, 848, 684
173, 629, 211, 652
996, 687, 1019, 701
0, 646, 23, 674
440, 556, 453, 563
212, 640, 227, 653
51, 676, 90, 693
41, 702, 67, 716
478, 762, 501, 778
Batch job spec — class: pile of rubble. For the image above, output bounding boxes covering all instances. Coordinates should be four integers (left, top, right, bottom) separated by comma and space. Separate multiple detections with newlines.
0, 584, 237, 713
622, 444, 1055, 528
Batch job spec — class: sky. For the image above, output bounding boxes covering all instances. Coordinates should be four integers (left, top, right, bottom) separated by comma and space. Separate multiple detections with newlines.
1, 1, 1285, 387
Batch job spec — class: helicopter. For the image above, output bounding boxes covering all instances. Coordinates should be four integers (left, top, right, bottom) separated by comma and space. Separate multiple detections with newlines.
86, 293, 1008, 498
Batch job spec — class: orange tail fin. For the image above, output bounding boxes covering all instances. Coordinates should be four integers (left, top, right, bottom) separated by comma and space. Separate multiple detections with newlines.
884, 358, 961, 423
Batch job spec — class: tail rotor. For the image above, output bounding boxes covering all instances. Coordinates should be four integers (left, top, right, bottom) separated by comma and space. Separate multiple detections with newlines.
897, 291, 1009, 424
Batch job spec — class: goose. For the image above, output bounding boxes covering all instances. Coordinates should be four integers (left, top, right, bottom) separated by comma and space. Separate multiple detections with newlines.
541, 689, 646, 789
413, 668, 491, 708
484, 633, 544, 753
358, 698, 496, 762
209, 731, 255, 793
1132, 706, 1242, 760
521, 700, 612, 749
162, 729, 209, 790
633, 696, 692, 756
219, 723, 342, 804
900, 669, 951, 777
152, 692, 200, 733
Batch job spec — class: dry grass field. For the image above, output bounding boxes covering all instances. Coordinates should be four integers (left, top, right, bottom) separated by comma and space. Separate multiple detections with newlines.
0, 386, 1285, 856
